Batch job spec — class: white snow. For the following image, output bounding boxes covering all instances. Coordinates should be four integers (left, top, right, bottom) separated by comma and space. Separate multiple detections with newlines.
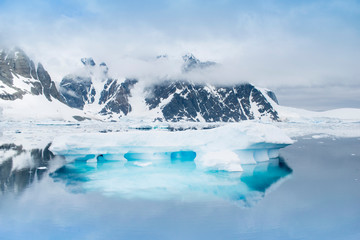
127, 82, 156, 119
0, 82, 17, 95
250, 90, 261, 119
0, 94, 95, 122
11, 73, 35, 93
256, 87, 360, 138
276, 105, 360, 122
312, 134, 330, 139
273, 107, 360, 138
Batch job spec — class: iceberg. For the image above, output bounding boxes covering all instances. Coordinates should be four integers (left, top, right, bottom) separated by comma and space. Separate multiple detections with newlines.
50, 122, 293, 171
0, 122, 293, 204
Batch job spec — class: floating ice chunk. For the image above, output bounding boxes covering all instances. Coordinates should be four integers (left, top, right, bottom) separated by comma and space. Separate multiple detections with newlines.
312, 134, 330, 139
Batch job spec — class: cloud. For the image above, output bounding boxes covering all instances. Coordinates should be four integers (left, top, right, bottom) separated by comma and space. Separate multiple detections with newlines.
0, 0, 359, 109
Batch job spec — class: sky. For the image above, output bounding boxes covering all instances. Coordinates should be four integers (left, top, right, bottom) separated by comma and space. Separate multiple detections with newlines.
0, 0, 359, 110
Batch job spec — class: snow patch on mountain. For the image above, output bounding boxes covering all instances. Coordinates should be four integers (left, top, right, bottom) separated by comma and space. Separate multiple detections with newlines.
0, 94, 94, 121
59, 58, 137, 120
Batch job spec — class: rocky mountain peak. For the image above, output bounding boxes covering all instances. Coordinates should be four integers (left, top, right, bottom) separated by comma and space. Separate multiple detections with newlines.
145, 80, 279, 122
81, 57, 96, 67
1, 49, 281, 123
0, 48, 64, 102
182, 53, 216, 72
99, 62, 109, 74
59, 58, 137, 118
182, 53, 199, 63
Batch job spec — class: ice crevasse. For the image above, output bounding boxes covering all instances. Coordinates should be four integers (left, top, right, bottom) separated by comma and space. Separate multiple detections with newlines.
50, 122, 293, 172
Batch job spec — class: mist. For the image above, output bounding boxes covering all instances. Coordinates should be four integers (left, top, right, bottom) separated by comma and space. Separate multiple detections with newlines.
0, 0, 359, 110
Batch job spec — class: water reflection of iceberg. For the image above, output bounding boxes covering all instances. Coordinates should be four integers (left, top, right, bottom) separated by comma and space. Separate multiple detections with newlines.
50, 153, 292, 206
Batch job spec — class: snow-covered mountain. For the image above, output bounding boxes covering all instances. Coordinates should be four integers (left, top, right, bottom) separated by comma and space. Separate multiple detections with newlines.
0, 48, 63, 102
0, 48, 93, 121
0, 48, 282, 122
144, 81, 279, 122
181, 53, 216, 72
57, 54, 279, 122
59, 58, 137, 119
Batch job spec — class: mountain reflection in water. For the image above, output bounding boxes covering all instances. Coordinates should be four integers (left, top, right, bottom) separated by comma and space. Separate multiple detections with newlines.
0, 143, 60, 194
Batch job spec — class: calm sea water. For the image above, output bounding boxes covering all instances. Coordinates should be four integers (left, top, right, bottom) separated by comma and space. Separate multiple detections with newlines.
0, 137, 359, 240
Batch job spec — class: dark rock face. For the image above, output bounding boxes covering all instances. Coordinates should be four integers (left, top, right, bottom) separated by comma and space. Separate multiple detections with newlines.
11, 49, 37, 79
60, 76, 137, 114
265, 90, 279, 104
60, 76, 94, 109
99, 62, 108, 74
145, 81, 279, 122
37, 63, 64, 102
81, 57, 96, 67
59, 57, 101, 109
1, 50, 280, 122
0, 48, 64, 102
0, 50, 15, 85
99, 78, 137, 115
0, 143, 58, 194
59, 59, 279, 121
59, 58, 136, 117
